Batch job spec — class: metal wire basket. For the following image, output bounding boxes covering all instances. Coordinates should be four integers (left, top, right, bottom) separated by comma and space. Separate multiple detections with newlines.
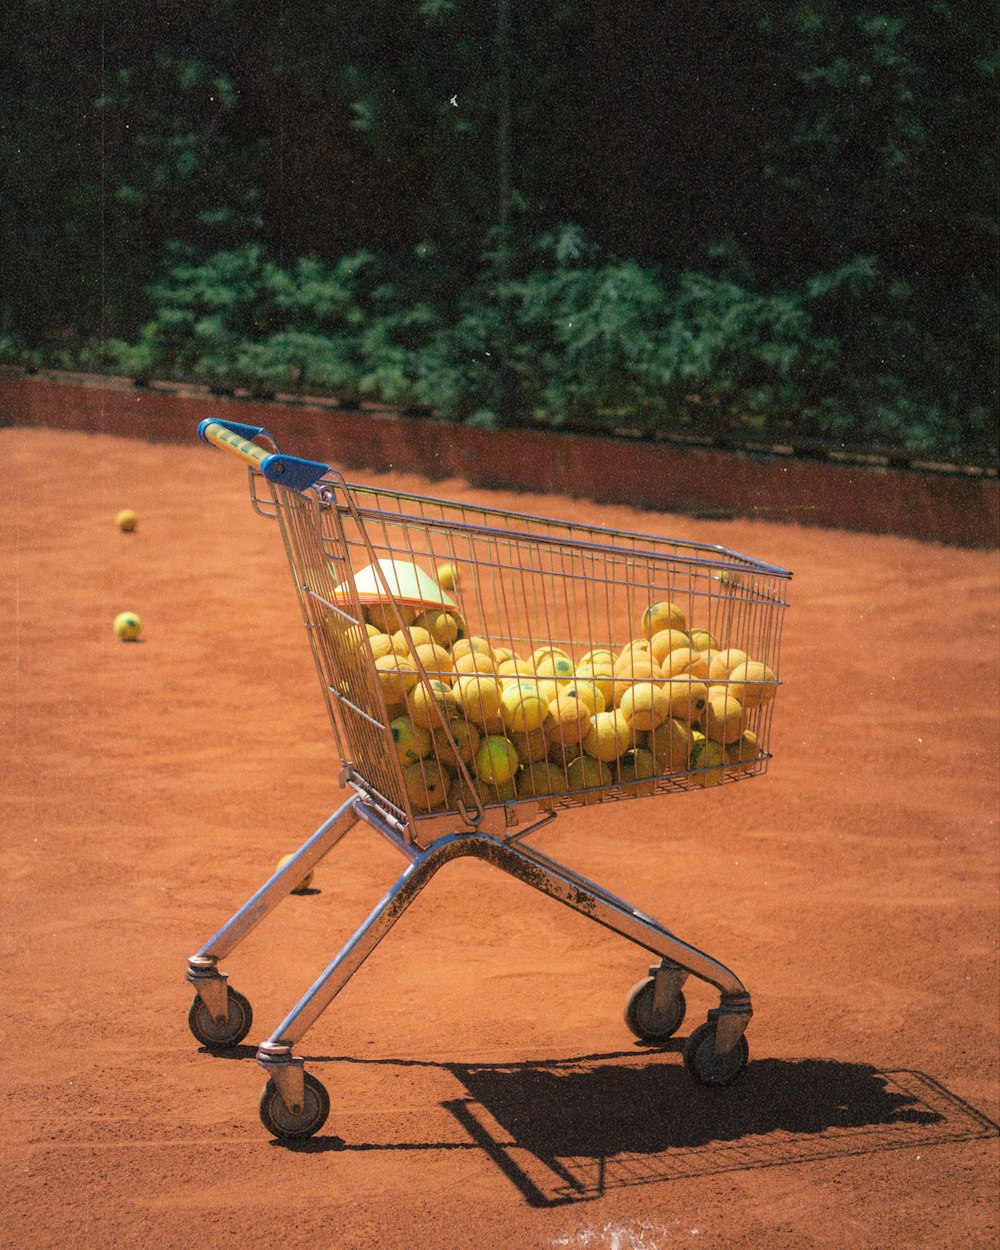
185, 418, 792, 1140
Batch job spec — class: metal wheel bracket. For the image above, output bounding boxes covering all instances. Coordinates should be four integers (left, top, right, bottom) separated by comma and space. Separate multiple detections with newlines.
186, 960, 230, 1022
649, 959, 689, 1014
257, 1046, 306, 1114
708, 995, 753, 1056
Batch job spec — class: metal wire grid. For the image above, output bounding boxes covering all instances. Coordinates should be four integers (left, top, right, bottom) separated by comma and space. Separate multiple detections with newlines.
249, 469, 790, 845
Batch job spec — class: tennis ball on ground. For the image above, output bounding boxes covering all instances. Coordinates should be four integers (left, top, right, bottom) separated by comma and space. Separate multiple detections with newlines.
647, 717, 694, 771
691, 736, 727, 787
432, 718, 481, 766
649, 629, 692, 667
436, 562, 460, 591
642, 601, 687, 638
704, 692, 745, 744
276, 853, 313, 894
726, 729, 760, 772
583, 710, 631, 762
619, 747, 658, 796
708, 648, 749, 683
115, 509, 137, 532
565, 755, 613, 804
727, 660, 778, 709
113, 611, 142, 641
509, 727, 551, 764
406, 678, 461, 729
662, 677, 709, 724
453, 673, 503, 726
375, 652, 419, 702
500, 683, 550, 734
516, 761, 568, 803
390, 715, 433, 766
619, 682, 669, 731
403, 761, 450, 811
413, 609, 461, 648
474, 735, 520, 787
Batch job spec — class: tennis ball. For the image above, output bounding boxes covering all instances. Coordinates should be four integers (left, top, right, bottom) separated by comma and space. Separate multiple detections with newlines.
500, 683, 550, 734
647, 717, 693, 771
448, 770, 482, 814
498, 658, 535, 684
413, 641, 454, 680
474, 735, 520, 787
662, 677, 709, 724
492, 645, 516, 665
276, 853, 313, 894
390, 714, 433, 766
662, 647, 711, 681
649, 629, 692, 667
485, 778, 517, 802
575, 662, 614, 708
728, 660, 778, 709
375, 652, 419, 702
432, 718, 481, 766
509, 727, 550, 764
704, 692, 745, 744
565, 755, 612, 804
708, 648, 749, 683
688, 627, 719, 652
617, 638, 653, 666
726, 729, 760, 772
583, 710, 631, 762
391, 625, 433, 656
619, 682, 669, 731
113, 611, 142, 641
452, 636, 493, 662
436, 562, 460, 591
365, 632, 395, 662
453, 673, 503, 726
406, 678, 461, 729
641, 601, 687, 638
611, 656, 663, 707
115, 509, 137, 532
691, 737, 727, 787
530, 645, 571, 670
543, 693, 591, 748
535, 654, 576, 682
516, 760, 568, 803
454, 649, 497, 678
413, 609, 461, 648
619, 747, 658, 796
559, 680, 605, 716
578, 648, 616, 669
402, 761, 450, 811
366, 602, 417, 634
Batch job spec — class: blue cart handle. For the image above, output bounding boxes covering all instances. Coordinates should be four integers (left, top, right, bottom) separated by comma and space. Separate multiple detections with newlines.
198, 419, 330, 493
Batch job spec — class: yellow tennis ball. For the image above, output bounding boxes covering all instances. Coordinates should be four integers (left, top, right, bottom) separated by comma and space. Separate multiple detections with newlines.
648, 629, 692, 666
452, 636, 494, 662
728, 661, 778, 709
574, 661, 614, 708
498, 657, 535, 685
413, 609, 461, 648
500, 683, 550, 734
662, 647, 710, 681
113, 611, 142, 641
691, 736, 727, 787
565, 755, 613, 804
390, 715, 433, 766
402, 761, 450, 811
509, 727, 550, 764
454, 649, 497, 677
708, 648, 750, 683
578, 648, 615, 669
366, 601, 417, 633
543, 692, 591, 748
611, 656, 662, 707
516, 760, 568, 803
688, 627, 719, 652
276, 853, 314, 894
453, 674, 503, 726
619, 747, 658, 796
726, 729, 760, 772
115, 508, 137, 532
583, 710, 631, 762
534, 654, 575, 682
432, 718, 481, 766
647, 717, 694, 771
391, 625, 433, 655
641, 600, 686, 638
474, 735, 520, 787
413, 641, 454, 680
704, 692, 745, 744
436, 561, 460, 591
406, 678, 461, 729
375, 652, 419, 702
619, 682, 670, 731
559, 680, 605, 716
661, 677, 709, 724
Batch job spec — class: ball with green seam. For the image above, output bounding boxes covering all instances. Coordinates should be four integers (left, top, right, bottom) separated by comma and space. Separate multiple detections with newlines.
113, 611, 142, 641
474, 735, 520, 787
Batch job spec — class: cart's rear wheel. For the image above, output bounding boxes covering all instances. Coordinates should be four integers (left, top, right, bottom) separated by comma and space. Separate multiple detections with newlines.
188, 986, 253, 1050
259, 1072, 330, 1141
683, 1021, 749, 1087
624, 977, 686, 1043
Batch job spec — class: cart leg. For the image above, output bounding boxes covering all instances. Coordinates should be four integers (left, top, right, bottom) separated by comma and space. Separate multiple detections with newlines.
184, 795, 362, 1049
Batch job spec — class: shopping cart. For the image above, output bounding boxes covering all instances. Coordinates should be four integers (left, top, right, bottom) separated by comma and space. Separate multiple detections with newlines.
185, 417, 791, 1141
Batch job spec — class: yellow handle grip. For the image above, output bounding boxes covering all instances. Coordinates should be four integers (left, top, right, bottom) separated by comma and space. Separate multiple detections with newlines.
201, 420, 270, 467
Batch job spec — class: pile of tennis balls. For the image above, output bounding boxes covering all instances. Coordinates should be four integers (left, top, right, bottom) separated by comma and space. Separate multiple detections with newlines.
330, 568, 777, 815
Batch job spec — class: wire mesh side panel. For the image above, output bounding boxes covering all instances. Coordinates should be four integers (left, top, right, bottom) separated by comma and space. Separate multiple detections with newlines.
259, 474, 790, 846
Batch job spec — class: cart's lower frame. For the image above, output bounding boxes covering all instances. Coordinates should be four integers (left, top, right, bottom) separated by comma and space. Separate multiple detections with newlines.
186, 792, 753, 1140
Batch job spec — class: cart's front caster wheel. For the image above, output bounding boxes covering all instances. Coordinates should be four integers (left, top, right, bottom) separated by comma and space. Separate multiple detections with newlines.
259, 1072, 330, 1141
188, 986, 253, 1050
624, 978, 686, 1043
683, 1021, 750, 1087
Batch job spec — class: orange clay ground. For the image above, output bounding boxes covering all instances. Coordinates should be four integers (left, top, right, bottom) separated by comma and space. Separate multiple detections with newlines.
2, 425, 998, 1250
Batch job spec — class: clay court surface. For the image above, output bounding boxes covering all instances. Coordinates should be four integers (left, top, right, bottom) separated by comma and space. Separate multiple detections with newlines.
3, 424, 998, 1249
